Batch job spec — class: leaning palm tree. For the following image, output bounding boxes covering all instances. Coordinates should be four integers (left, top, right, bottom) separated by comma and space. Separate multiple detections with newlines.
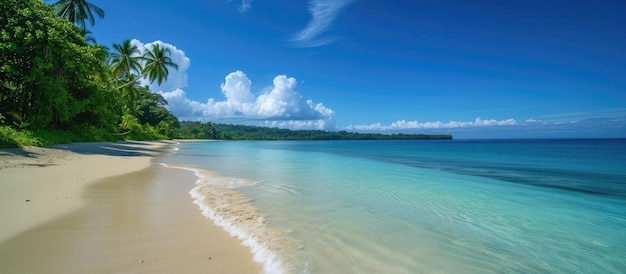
54, 0, 104, 28
141, 44, 179, 86
109, 40, 142, 80
119, 73, 144, 114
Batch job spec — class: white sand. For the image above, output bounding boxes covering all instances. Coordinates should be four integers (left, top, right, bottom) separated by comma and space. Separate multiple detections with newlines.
0, 141, 261, 273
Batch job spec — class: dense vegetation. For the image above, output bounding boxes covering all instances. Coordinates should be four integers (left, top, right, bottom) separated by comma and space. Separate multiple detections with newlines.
175, 122, 452, 140
0, 0, 179, 147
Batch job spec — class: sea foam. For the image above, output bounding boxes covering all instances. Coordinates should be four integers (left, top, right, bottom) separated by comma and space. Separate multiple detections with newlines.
160, 163, 306, 274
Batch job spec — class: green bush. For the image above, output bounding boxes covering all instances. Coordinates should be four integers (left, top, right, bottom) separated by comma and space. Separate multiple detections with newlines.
0, 125, 42, 148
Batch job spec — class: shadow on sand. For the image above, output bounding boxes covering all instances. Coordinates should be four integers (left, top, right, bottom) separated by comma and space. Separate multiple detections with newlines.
50, 140, 174, 157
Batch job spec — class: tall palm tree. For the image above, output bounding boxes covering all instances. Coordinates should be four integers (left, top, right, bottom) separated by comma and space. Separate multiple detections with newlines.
141, 44, 179, 86
108, 40, 143, 112
109, 42, 178, 113
54, 0, 104, 28
109, 40, 142, 80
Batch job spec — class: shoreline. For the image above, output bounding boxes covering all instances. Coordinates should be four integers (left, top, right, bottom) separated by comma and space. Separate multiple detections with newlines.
0, 141, 171, 242
163, 163, 294, 273
0, 141, 261, 273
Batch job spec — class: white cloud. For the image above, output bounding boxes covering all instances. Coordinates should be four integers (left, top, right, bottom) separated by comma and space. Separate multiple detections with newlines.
130, 39, 191, 92
292, 0, 355, 47
525, 118, 544, 124
220, 70, 254, 106
155, 88, 202, 117
346, 117, 626, 138
159, 71, 336, 130
127, 40, 333, 130
346, 118, 518, 131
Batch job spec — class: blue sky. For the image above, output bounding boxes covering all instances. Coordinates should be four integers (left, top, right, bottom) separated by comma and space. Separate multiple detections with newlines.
87, 0, 625, 138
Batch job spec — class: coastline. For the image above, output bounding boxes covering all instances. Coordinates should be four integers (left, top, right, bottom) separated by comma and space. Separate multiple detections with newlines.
0, 141, 261, 273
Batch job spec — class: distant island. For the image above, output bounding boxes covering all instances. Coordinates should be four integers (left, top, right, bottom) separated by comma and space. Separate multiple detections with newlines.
176, 121, 452, 141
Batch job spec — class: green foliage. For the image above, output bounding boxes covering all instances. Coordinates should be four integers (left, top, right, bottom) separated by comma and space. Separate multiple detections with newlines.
0, 125, 42, 148
53, 0, 104, 28
118, 111, 173, 141
107, 41, 181, 136
0, 126, 129, 148
134, 89, 179, 128
175, 121, 220, 139
212, 124, 453, 140
119, 89, 179, 139
1, 0, 118, 130
0, 0, 180, 148
109, 39, 142, 80
175, 122, 452, 141
120, 112, 143, 133
32, 128, 121, 146
142, 43, 179, 85
32, 129, 83, 145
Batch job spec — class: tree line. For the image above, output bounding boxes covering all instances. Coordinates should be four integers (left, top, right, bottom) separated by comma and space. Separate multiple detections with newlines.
176, 121, 452, 141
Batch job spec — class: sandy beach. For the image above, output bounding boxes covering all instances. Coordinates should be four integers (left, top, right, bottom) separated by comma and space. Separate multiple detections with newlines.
0, 141, 260, 273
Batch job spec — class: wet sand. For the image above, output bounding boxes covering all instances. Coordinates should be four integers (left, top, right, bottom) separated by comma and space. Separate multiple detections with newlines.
0, 141, 261, 273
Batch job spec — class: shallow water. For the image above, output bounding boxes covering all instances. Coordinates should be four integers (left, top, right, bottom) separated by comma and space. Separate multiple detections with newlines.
163, 139, 626, 273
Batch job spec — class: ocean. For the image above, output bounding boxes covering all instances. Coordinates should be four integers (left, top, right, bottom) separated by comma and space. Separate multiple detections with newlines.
160, 139, 626, 273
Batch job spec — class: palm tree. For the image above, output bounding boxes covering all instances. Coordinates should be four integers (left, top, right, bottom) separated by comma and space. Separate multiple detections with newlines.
120, 73, 143, 113
79, 28, 97, 44
109, 40, 142, 80
109, 42, 178, 113
54, 0, 104, 28
141, 44, 179, 86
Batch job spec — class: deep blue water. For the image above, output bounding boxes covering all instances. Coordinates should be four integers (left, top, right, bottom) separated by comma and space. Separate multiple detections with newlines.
163, 139, 626, 273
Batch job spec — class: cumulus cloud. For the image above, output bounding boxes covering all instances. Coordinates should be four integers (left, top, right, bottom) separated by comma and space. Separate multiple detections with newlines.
220, 70, 254, 106
347, 118, 518, 131
159, 71, 335, 130
127, 40, 333, 130
292, 0, 355, 47
130, 39, 191, 92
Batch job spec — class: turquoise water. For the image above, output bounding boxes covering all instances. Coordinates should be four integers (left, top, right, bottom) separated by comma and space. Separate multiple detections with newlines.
162, 139, 626, 273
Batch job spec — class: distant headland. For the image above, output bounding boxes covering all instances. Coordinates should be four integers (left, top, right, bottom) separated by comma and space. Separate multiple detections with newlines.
177, 122, 453, 141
